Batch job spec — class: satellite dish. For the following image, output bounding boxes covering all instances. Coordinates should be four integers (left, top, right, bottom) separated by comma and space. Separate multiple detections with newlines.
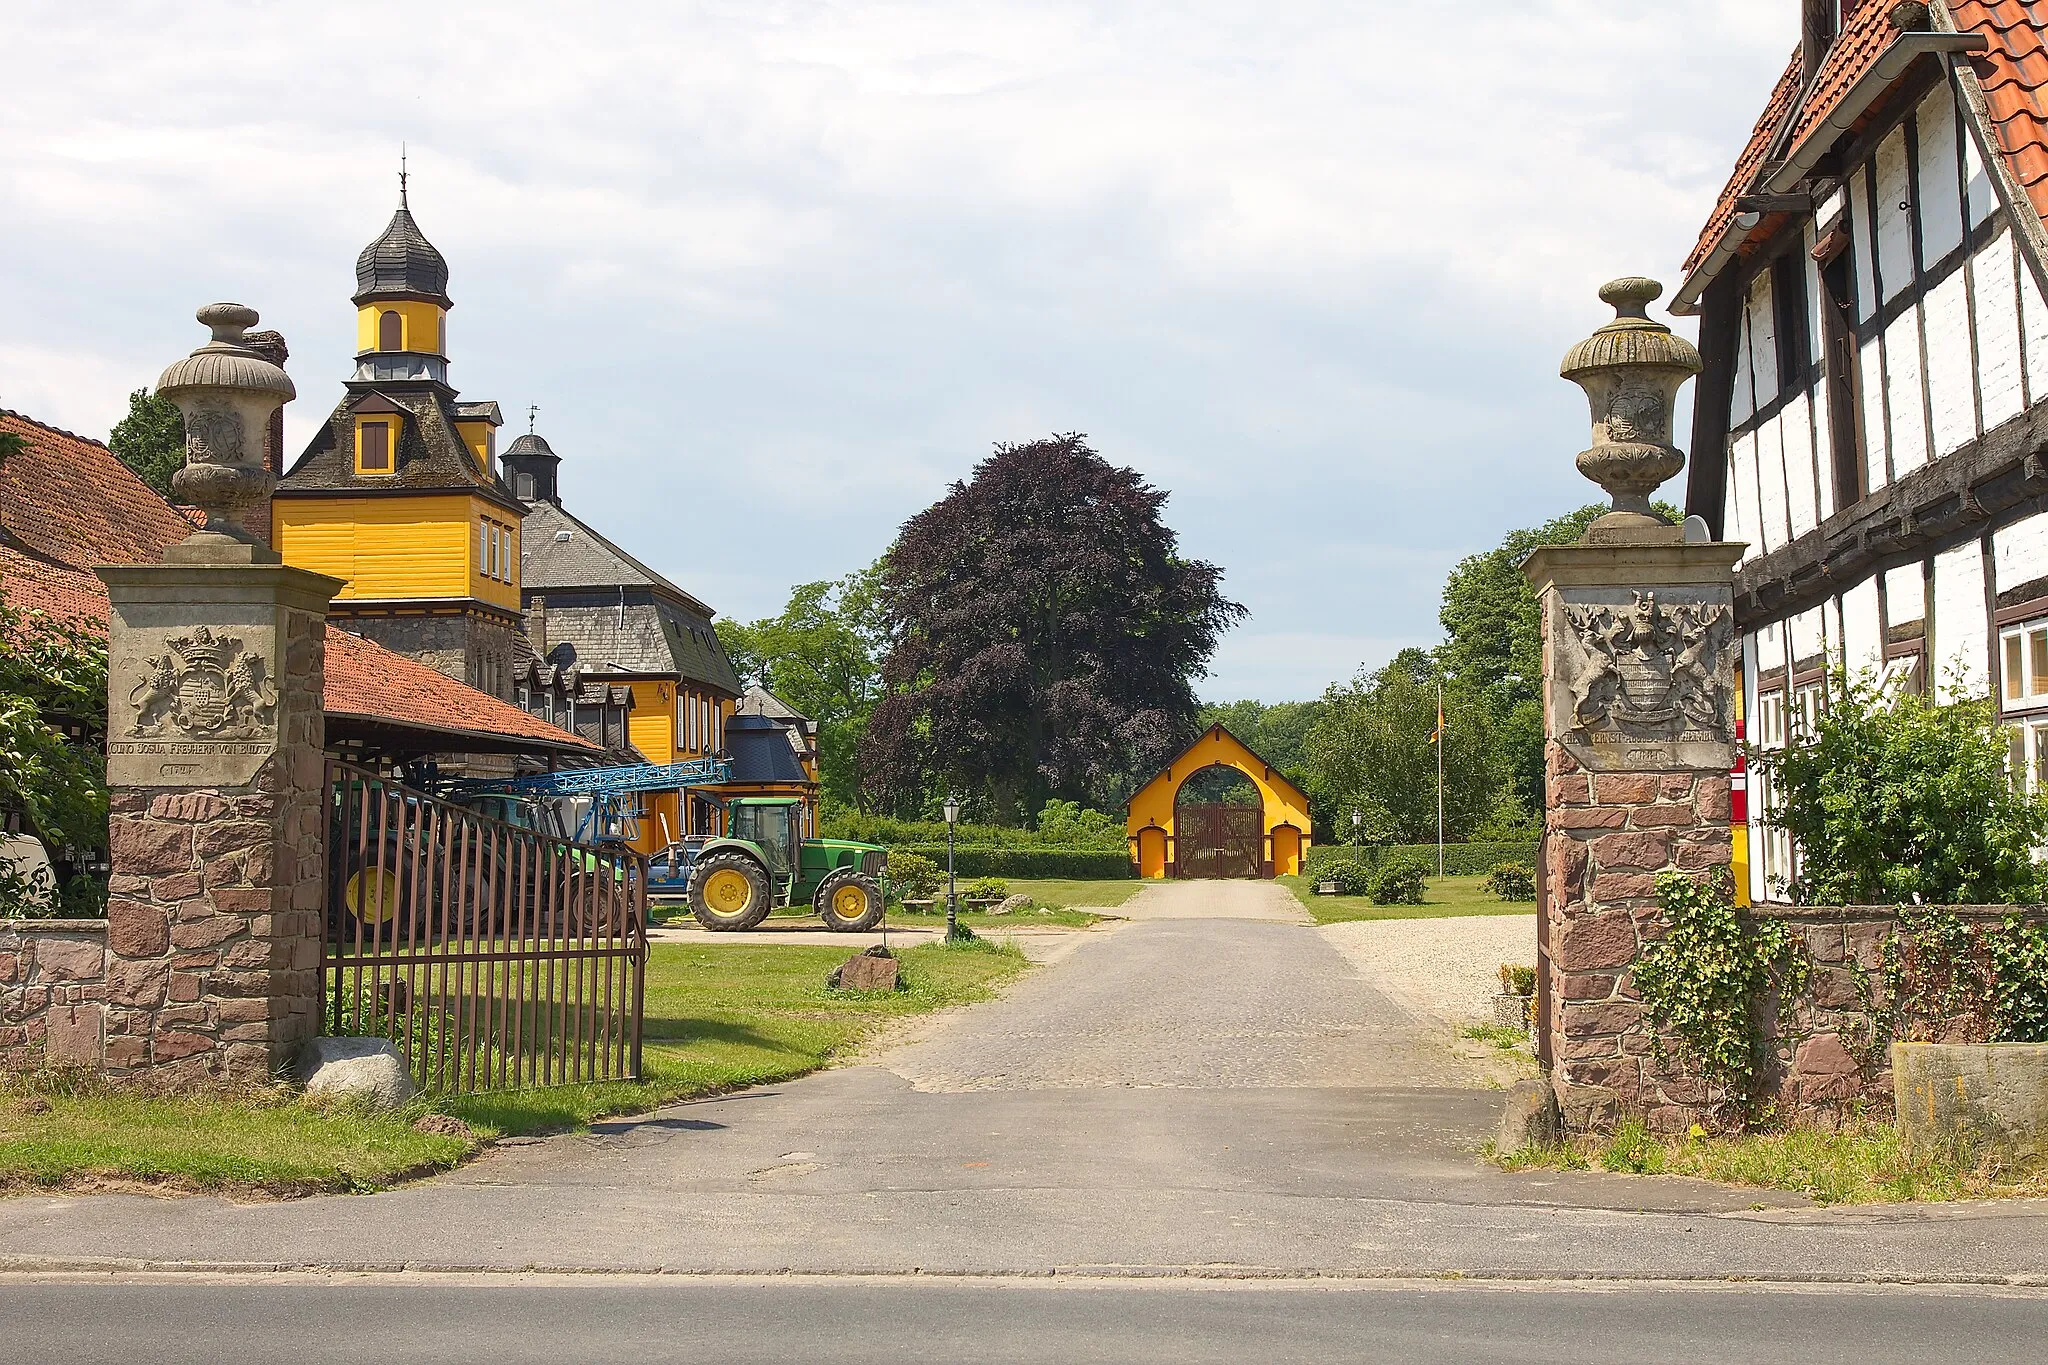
1681, 515, 1711, 544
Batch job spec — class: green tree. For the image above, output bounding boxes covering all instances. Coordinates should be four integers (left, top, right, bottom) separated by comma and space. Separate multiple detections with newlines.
717, 566, 887, 811
106, 388, 185, 499
0, 585, 110, 916
1303, 648, 1502, 845
1752, 672, 2048, 905
1197, 698, 1324, 785
1437, 500, 1679, 810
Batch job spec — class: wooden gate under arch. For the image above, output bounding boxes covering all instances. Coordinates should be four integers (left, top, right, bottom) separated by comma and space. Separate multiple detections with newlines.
1124, 724, 1314, 879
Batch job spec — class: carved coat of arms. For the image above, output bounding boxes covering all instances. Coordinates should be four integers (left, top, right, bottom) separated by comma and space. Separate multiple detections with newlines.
1563, 591, 1729, 737
128, 626, 277, 740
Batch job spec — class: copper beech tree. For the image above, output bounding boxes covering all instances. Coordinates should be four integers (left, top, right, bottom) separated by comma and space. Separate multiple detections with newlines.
860, 434, 1242, 821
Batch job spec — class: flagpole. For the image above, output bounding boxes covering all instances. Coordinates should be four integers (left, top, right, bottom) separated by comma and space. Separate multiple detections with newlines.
1436, 679, 1445, 877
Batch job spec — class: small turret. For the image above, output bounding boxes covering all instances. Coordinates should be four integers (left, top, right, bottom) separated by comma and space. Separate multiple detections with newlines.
503, 432, 560, 504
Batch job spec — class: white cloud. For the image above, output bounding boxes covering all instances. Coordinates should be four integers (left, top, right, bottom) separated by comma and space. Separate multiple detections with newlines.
0, 0, 1794, 697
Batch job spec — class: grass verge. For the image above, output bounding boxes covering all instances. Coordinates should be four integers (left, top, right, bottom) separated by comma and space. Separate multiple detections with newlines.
0, 938, 1029, 1197
1490, 1117, 2048, 1205
1282, 873, 1536, 924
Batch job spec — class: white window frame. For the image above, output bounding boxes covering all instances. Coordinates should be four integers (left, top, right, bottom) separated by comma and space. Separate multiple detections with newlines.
2000, 619, 2048, 709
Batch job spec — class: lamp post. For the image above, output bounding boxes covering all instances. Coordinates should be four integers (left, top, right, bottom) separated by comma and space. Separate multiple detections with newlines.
1351, 809, 1361, 847
942, 794, 963, 942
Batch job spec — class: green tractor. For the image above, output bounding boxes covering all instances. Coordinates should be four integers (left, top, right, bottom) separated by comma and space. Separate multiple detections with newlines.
685, 797, 889, 933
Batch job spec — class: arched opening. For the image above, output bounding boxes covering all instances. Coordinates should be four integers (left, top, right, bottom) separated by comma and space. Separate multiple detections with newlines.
379, 309, 403, 351
1174, 764, 1263, 879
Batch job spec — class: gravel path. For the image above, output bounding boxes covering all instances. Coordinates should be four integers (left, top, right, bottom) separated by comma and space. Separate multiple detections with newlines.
1319, 914, 1539, 1027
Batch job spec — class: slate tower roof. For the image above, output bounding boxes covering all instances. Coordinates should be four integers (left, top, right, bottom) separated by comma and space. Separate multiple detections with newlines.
353, 206, 452, 307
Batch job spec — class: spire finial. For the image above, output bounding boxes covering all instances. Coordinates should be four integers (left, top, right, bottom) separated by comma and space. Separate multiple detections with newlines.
528, 403, 539, 435
399, 143, 409, 208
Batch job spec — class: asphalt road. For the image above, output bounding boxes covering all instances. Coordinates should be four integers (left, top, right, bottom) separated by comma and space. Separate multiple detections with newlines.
3, 1274, 2043, 1364
3, 881, 2046, 1298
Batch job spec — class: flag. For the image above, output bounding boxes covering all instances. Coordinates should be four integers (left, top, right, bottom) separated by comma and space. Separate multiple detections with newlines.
1428, 699, 1445, 745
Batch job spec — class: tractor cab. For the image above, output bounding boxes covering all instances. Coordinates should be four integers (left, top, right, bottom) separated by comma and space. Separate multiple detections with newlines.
728, 798, 803, 874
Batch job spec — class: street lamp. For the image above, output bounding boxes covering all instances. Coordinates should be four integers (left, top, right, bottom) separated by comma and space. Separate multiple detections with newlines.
1351, 809, 1361, 846
942, 794, 964, 941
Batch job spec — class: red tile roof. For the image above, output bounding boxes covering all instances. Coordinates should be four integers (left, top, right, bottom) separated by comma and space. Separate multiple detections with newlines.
1684, 3, 2048, 282
0, 408, 593, 756
1954, 1, 2048, 223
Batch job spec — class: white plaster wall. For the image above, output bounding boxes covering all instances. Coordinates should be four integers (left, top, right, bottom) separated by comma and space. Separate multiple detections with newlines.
1886, 562, 1927, 627
1933, 540, 1990, 700
1731, 303, 1756, 425
1916, 87, 1966, 266
1750, 270, 1781, 401
1975, 229, 2026, 428
1727, 435, 1756, 564
1813, 377, 1838, 524
1875, 127, 1917, 302
1924, 267, 1978, 457
2022, 253, 2048, 405
1740, 630, 1767, 905
1860, 336, 1890, 492
1884, 310, 1930, 476
1964, 110, 2000, 227
1789, 605, 1827, 670
1754, 416, 1788, 553
1995, 509, 2048, 593
1852, 172, 1880, 323
1841, 575, 1884, 676
1781, 396, 1820, 540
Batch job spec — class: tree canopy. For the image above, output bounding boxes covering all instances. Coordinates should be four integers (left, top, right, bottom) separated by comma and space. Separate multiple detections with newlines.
107, 388, 185, 499
861, 434, 1243, 820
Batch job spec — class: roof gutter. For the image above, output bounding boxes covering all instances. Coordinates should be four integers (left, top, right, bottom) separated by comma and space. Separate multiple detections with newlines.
1671, 29, 1987, 315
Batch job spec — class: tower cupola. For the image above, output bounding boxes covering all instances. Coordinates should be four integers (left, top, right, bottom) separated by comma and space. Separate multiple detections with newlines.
352, 169, 454, 386
503, 431, 561, 505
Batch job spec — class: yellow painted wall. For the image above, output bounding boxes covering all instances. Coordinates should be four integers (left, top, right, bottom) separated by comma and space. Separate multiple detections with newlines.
1123, 727, 1314, 878
454, 420, 494, 475
355, 300, 446, 354
468, 510, 520, 611
274, 495, 520, 610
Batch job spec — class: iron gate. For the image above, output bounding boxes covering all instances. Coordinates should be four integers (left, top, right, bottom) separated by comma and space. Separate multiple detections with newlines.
1176, 802, 1264, 879
323, 760, 646, 1094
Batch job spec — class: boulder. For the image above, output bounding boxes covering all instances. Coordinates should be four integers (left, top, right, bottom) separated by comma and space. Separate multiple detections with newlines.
1495, 1079, 1561, 1152
988, 894, 1032, 917
299, 1036, 417, 1111
829, 947, 901, 992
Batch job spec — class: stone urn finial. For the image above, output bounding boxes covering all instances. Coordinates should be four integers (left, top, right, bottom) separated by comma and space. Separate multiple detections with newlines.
1560, 278, 1702, 533
154, 303, 296, 561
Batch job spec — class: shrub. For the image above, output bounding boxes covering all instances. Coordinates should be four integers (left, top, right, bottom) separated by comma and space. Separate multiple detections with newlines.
1880, 905, 2048, 1045
1498, 964, 1536, 996
1319, 860, 1374, 897
1368, 855, 1430, 905
1304, 841, 1537, 879
889, 845, 1132, 879
1486, 861, 1536, 902
966, 877, 1009, 900
886, 851, 941, 901
1749, 671, 2048, 905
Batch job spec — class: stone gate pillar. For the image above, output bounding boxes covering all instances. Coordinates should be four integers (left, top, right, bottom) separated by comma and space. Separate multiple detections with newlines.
1524, 279, 1743, 1131
96, 304, 343, 1082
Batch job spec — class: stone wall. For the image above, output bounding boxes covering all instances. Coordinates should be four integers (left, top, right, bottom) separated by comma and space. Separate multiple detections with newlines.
0, 920, 107, 1070
1542, 742, 1733, 1130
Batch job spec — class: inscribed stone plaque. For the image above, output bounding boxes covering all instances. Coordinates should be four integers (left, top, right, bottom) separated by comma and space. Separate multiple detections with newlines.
1547, 585, 1735, 773
106, 622, 280, 787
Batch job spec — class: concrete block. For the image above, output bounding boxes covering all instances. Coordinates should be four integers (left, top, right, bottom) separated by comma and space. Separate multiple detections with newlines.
1894, 1042, 2048, 1161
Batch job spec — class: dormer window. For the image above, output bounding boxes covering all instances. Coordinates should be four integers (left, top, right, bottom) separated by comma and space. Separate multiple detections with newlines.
379, 309, 403, 351
355, 418, 393, 474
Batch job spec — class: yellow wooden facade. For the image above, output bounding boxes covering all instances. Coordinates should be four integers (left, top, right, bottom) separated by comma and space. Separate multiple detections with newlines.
452, 419, 494, 473
272, 494, 521, 612
1124, 725, 1313, 879
355, 299, 446, 355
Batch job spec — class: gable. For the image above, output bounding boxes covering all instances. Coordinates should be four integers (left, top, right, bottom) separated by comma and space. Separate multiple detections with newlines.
1126, 724, 1310, 811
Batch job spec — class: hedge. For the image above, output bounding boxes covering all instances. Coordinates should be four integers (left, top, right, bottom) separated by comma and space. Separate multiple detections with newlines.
1303, 842, 1539, 879
890, 844, 1134, 879
824, 813, 1124, 852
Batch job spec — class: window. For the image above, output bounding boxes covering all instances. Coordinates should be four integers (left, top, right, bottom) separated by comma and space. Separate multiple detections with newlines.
1790, 680, 1825, 743
379, 310, 403, 351
2000, 622, 2048, 706
515, 472, 535, 500
436, 315, 446, 356
1879, 651, 1923, 699
1771, 253, 1810, 389
357, 420, 392, 473
1753, 688, 1794, 898
2012, 717, 2048, 794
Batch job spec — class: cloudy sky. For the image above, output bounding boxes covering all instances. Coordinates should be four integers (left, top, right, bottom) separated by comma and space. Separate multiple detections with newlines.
3, 1, 1793, 701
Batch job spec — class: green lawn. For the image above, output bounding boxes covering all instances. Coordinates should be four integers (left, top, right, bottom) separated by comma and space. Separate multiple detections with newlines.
0, 938, 1029, 1197
1281, 873, 1536, 925
999, 877, 1142, 909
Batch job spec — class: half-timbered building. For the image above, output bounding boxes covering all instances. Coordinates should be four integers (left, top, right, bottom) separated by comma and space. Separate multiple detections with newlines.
1677, 0, 2048, 900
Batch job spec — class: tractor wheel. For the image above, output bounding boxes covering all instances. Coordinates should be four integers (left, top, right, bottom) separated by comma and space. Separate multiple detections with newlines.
690, 852, 772, 931
815, 870, 886, 932
337, 837, 417, 945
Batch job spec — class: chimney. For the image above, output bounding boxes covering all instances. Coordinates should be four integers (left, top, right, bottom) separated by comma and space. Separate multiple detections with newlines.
241, 331, 290, 478
1802, 1, 1836, 83
529, 595, 548, 658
